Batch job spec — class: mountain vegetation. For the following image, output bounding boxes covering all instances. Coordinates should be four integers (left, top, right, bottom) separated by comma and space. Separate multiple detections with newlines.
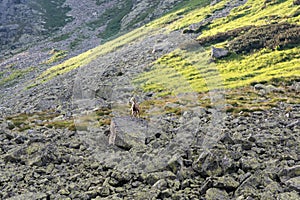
0, 0, 299, 199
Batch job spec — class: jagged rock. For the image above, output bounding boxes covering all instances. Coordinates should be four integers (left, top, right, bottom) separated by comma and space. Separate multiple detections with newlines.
205, 188, 230, 200
279, 165, 300, 181
109, 117, 148, 150
200, 177, 213, 195
211, 46, 229, 59
152, 179, 168, 190
98, 186, 110, 197
110, 171, 132, 186
159, 189, 173, 199
167, 156, 183, 174
285, 177, 300, 193
240, 156, 260, 172
144, 171, 176, 185
6, 193, 48, 200
3, 153, 22, 164
254, 84, 282, 94
213, 175, 240, 192
192, 150, 235, 177
277, 191, 300, 200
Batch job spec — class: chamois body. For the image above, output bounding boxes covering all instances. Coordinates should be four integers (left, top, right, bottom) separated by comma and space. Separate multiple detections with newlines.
130, 97, 140, 118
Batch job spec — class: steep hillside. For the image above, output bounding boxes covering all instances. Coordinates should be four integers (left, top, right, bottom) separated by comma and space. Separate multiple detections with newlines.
0, 0, 300, 199
0, 0, 185, 59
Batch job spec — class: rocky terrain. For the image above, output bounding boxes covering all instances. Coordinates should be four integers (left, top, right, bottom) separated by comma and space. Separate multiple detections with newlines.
0, 0, 300, 199
0, 0, 184, 59
1, 97, 299, 199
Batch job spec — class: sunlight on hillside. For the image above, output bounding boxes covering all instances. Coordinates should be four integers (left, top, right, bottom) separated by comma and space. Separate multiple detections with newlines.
36, 0, 300, 96
36, 27, 154, 83
198, 0, 300, 38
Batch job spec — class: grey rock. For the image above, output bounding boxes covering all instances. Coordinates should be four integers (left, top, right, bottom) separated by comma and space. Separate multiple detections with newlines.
200, 177, 213, 195
277, 191, 300, 200
159, 189, 173, 199
205, 188, 230, 200
279, 165, 300, 181
6, 192, 48, 200
213, 175, 240, 192
285, 176, 300, 192
211, 46, 229, 59
152, 179, 168, 190
145, 171, 176, 185
254, 84, 266, 91
109, 117, 148, 150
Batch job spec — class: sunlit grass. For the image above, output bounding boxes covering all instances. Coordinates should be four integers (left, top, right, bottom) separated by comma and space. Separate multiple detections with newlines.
36, 27, 155, 83
217, 47, 300, 88
199, 0, 300, 39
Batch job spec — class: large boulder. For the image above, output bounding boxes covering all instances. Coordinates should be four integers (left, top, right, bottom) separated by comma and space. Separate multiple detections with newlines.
211, 46, 229, 59
109, 117, 148, 150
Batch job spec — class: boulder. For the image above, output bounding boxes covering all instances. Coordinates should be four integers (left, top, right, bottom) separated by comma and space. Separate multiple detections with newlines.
205, 188, 230, 200
211, 47, 229, 59
6, 192, 48, 200
277, 192, 300, 200
213, 175, 240, 192
109, 117, 148, 150
293, 0, 300, 6
285, 177, 300, 193
279, 165, 300, 182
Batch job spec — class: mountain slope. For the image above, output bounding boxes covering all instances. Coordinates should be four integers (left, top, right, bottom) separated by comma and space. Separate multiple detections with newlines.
0, 0, 300, 199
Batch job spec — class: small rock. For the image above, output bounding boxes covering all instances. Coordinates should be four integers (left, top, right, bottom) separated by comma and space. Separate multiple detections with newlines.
159, 189, 172, 199
277, 191, 300, 200
213, 176, 240, 192
152, 179, 168, 190
285, 176, 300, 193
145, 171, 176, 185
99, 186, 110, 197
279, 165, 300, 181
254, 84, 266, 91
211, 46, 229, 59
205, 188, 230, 200
109, 117, 148, 150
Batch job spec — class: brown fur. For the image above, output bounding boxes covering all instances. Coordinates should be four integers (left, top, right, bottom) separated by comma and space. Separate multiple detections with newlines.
130, 97, 140, 118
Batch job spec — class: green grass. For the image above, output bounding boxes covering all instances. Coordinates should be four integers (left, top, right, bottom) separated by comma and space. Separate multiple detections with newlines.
217, 47, 300, 88
33, 0, 210, 83
29, 0, 73, 31
149, 0, 211, 29
34, 0, 300, 115
98, 0, 133, 39
44, 50, 68, 65
134, 0, 300, 96
198, 0, 300, 39
35, 26, 155, 83
0, 67, 35, 87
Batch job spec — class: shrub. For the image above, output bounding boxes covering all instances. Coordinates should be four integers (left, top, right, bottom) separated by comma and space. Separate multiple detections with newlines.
197, 26, 254, 46
228, 23, 300, 54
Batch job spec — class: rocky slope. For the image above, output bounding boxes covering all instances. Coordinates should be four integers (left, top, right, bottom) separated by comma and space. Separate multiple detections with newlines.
0, 0, 184, 59
1, 99, 299, 199
0, 0, 300, 199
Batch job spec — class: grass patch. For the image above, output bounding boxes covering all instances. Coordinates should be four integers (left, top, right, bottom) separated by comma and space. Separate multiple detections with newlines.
29, 0, 73, 31
149, 0, 211, 29
228, 23, 300, 54
36, 26, 154, 83
217, 47, 300, 88
0, 67, 35, 87
45, 120, 75, 131
197, 0, 300, 39
222, 77, 300, 114
98, 0, 133, 39
43, 49, 68, 65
